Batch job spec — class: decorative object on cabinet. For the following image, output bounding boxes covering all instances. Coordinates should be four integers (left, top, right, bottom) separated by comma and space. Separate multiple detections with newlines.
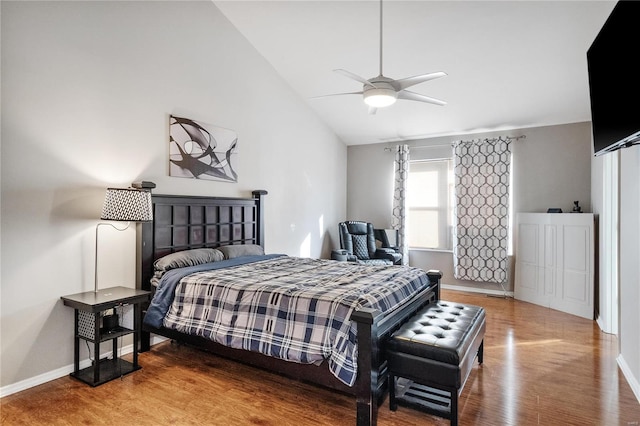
572, 201, 582, 213
514, 213, 595, 319
61, 287, 150, 386
169, 115, 238, 182
95, 187, 153, 292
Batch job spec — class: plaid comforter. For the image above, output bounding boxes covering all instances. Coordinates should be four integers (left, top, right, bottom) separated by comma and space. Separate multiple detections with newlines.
162, 256, 430, 386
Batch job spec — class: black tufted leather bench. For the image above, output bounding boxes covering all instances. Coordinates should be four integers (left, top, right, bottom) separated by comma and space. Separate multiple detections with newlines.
387, 301, 486, 426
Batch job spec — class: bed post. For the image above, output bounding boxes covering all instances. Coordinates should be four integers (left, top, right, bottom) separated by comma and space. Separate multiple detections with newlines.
351, 307, 384, 426
427, 270, 442, 301
252, 190, 268, 247
138, 216, 154, 353
133, 181, 155, 353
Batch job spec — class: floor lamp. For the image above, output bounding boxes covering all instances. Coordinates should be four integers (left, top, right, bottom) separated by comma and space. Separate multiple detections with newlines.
95, 187, 153, 293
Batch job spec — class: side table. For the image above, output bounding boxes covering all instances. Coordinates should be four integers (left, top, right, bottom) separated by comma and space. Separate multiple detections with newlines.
61, 286, 150, 386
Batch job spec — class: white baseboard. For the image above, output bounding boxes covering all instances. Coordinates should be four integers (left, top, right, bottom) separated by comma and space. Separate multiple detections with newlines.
618, 354, 640, 403
0, 335, 167, 398
595, 313, 618, 335
441, 283, 514, 298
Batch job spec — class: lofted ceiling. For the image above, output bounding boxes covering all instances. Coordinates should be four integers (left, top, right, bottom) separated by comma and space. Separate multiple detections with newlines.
215, 0, 616, 146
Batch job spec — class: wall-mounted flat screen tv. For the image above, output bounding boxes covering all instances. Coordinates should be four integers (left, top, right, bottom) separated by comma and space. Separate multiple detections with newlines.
587, 0, 640, 156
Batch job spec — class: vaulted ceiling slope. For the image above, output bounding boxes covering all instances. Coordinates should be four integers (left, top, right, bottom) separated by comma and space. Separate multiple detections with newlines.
215, 1, 616, 146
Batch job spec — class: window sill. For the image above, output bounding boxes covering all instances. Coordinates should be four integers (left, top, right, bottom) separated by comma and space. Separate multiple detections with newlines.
409, 248, 453, 254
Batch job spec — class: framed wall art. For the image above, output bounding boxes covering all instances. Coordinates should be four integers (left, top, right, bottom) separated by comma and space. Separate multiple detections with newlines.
169, 115, 238, 182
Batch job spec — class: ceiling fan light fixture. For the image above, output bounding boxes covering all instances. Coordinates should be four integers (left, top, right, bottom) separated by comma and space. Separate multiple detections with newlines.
315, 0, 447, 110
363, 88, 397, 108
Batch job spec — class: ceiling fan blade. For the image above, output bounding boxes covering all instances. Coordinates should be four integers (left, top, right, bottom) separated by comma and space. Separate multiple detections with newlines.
393, 72, 447, 91
310, 91, 364, 99
397, 90, 447, 106
334, 69, 377, 88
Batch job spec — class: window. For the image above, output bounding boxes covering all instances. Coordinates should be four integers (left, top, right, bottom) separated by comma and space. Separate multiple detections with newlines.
407, 159, 453, 250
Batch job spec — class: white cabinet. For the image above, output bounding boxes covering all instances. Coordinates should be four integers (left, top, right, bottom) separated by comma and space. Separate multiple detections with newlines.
514, 213, 595, 319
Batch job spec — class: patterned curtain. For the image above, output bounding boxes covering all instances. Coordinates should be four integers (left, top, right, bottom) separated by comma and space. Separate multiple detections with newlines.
453, 137, 512, 283
392, 144, 410, 265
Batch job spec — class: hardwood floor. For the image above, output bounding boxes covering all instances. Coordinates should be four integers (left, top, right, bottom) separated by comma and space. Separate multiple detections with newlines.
2, 290, 639, 425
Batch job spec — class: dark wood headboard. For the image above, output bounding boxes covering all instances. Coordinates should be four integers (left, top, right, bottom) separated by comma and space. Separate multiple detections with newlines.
137, 190, 267, 292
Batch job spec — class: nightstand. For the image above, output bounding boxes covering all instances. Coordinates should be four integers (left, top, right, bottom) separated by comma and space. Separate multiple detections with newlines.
61, 286, 151, 386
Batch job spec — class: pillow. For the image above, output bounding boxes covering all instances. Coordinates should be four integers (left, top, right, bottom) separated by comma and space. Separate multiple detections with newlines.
151, 248, 224, 286
218, 244, 264, 259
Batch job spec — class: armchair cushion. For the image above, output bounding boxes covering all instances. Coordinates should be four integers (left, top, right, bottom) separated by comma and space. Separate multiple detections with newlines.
351, 234, 371, 260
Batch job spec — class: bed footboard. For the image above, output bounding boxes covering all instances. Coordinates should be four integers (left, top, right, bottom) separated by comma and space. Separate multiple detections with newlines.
350, 269, 442, 426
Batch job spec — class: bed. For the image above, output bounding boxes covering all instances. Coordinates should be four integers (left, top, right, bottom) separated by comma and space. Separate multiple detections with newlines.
137, 190, 442, 426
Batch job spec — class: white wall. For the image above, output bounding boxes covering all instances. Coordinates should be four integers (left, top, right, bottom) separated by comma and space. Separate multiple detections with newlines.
617, 145, 640, 399
347, 122, 592, 292
592, 144, 640, 400
0, 1, 346, 391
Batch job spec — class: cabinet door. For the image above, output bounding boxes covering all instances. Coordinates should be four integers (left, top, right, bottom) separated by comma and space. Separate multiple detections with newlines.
542, 223, 558, 304
515, 213, 594, 320
551, 215, 594, 319
514, 218, 544, 304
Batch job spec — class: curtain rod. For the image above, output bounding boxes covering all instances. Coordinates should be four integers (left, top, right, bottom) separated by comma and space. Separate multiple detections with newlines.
410, 144, 452, 149
383, 135, 525, 151
384, 143, 451, 152
454, 135, 526, 145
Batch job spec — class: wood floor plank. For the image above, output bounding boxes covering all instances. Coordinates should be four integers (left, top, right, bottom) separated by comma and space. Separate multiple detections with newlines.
2, 290, 639, 425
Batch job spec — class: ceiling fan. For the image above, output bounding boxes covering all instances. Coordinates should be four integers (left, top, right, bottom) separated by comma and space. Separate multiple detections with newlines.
315, 0, 447, 114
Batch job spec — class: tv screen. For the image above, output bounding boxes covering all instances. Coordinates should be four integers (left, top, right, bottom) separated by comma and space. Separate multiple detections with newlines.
587, 0, 640, 156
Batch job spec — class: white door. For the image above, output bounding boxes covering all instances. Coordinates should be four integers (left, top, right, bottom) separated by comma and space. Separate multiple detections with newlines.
597, 152, 619, 334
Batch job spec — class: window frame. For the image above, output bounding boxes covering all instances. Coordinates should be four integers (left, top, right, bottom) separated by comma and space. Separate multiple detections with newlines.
406, 158, 454, 251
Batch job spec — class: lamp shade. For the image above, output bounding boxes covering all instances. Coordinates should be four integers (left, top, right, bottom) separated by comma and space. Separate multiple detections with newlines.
101, 188, 153, 222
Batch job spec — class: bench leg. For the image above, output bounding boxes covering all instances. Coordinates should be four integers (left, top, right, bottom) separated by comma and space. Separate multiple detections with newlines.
477, 339, 484, 364
450, 388, 458, 426
389, 373, 398, 411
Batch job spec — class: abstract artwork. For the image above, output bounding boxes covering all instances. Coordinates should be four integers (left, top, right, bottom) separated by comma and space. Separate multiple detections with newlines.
169, 115, 238, 182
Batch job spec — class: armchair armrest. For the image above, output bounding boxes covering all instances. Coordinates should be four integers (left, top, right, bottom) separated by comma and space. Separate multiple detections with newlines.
376, 247, 397, 255
332, 249, 358, 262
374, 248, 402, 265
375, 248, 395, 260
